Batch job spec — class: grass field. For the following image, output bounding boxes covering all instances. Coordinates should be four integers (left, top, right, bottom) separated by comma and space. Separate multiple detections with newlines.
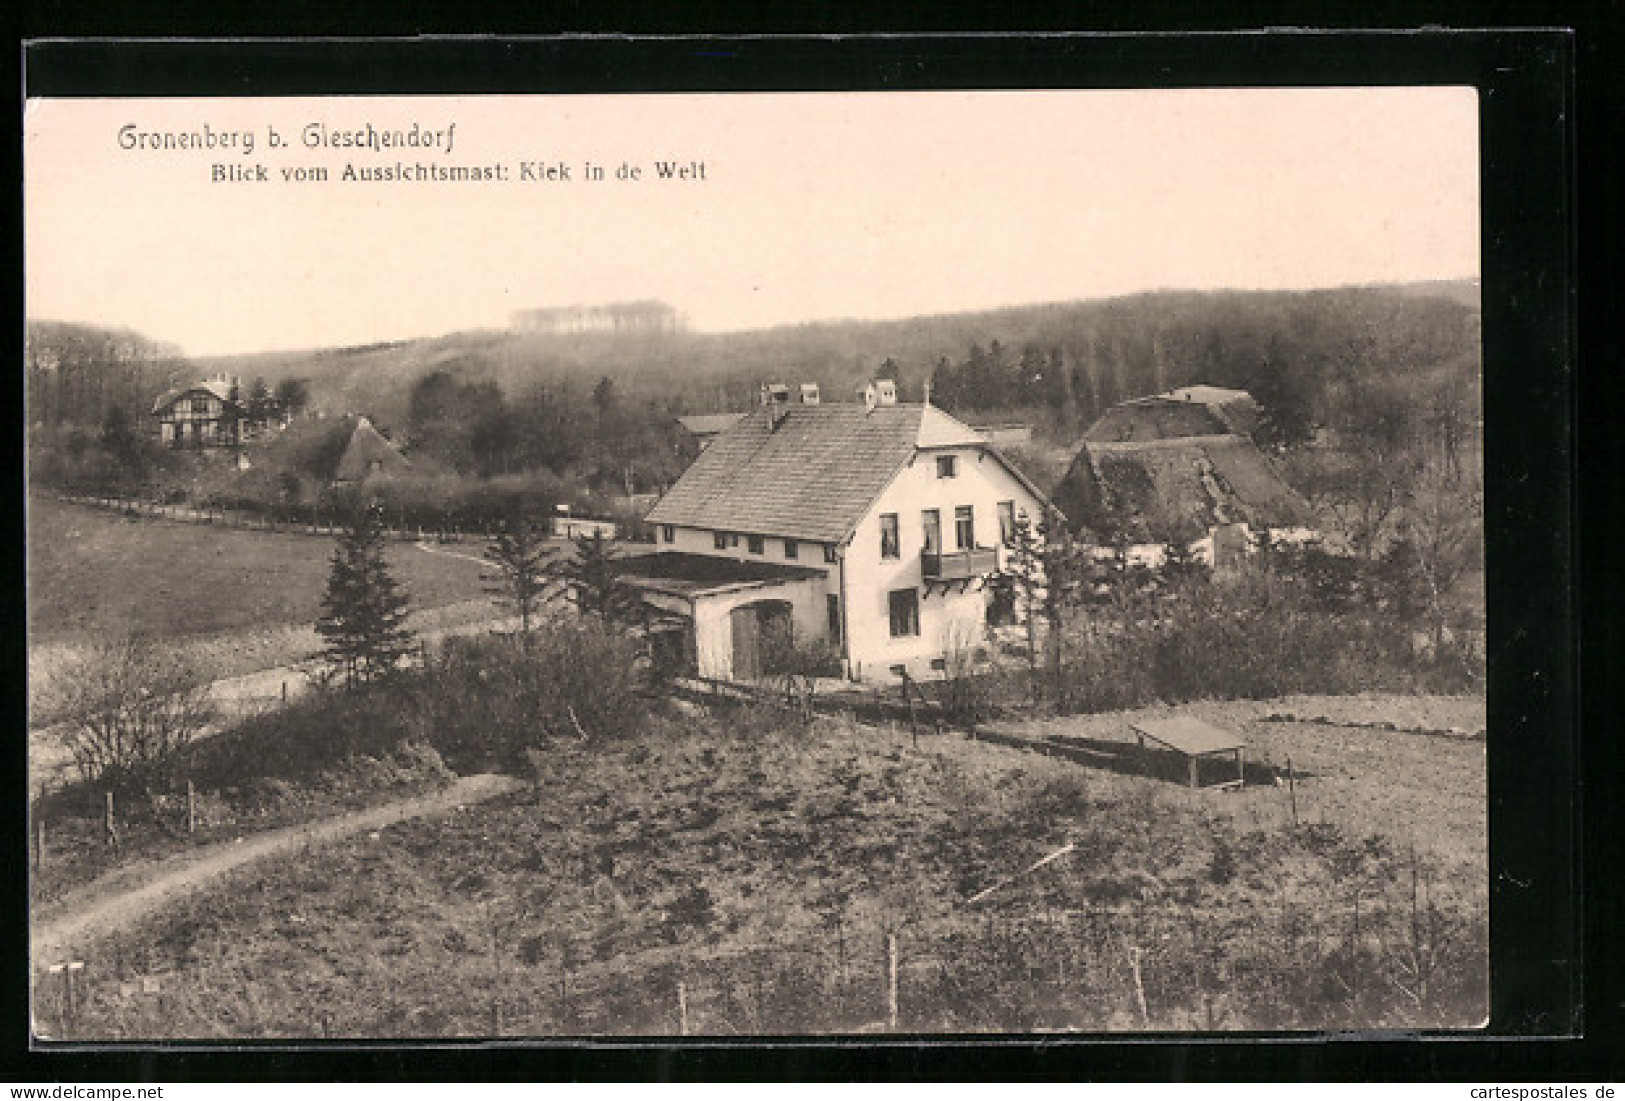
27, 495, 495, 644
47, 694, 1487, 1038
26, 496, 505, 716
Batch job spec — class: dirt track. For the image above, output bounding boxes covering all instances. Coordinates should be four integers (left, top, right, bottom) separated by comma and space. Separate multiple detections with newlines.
31, 772, 522, 966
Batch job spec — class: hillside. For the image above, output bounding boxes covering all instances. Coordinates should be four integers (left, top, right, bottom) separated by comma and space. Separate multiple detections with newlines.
190, 281, 1482, 435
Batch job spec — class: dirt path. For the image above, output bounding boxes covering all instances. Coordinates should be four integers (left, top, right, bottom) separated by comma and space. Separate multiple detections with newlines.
32, 772, 523, 965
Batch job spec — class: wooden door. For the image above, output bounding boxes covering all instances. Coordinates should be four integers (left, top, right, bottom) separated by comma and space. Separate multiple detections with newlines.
731, 604, 762, 682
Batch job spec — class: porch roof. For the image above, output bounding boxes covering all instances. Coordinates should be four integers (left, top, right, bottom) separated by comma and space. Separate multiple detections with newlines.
617, 551, 826, 599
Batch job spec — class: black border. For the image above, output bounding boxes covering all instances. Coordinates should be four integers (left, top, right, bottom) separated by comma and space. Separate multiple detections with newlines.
8, 30, 1593, 1082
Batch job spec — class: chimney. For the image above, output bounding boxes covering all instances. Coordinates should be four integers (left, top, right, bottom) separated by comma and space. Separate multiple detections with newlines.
761, 382, 791, 427
874, 378, 897, 406
799, 383, 821, 405
861, 381, 877, 413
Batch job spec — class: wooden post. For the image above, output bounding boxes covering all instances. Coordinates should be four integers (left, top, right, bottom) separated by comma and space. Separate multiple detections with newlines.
1188, 755, 1199, 789
103, 791, 118, 853
281, 680, 288, 704
33, 811, 44, 872
186, 780, 196, 835
1128, 945, 1149, 1027
886, 933, 899, 1031
677, 981, 689, 1036
1286, 756, 1298, 825
1236, 748, 1245, 789
64, 962, 81, 1028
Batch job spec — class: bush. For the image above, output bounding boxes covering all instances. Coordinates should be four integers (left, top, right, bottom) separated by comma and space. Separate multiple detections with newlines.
52, 635, 216, 791
410, 625, 649, 768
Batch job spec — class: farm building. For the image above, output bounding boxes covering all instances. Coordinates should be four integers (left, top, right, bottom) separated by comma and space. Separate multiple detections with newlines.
676, 412, 748, 451
151, 374, 243, 449
1083, 385, 1263, 443
332, 416, 411, 484
638, 378, 1054, 683
1052, 432, 1315, 569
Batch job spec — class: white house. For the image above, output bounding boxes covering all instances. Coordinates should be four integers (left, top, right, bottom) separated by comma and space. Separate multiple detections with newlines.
633, 380, 1054, 683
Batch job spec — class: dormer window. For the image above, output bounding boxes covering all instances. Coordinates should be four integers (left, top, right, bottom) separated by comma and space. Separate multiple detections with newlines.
936, 455, 957, 479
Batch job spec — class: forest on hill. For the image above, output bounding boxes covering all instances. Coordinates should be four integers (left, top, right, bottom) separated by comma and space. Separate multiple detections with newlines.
26, 281, 1480, 518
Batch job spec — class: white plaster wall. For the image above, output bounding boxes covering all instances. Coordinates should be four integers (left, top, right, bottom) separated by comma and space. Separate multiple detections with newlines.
691, 578, 827, 681
843, 446, 1044, 681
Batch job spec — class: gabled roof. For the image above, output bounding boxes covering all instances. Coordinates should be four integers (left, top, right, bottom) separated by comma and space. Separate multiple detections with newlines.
150, 378, 237, 415
677, 412, 748, 437
333, 416, 411, 482
647, 402, 1049, 544
1054, 433, 1311, 545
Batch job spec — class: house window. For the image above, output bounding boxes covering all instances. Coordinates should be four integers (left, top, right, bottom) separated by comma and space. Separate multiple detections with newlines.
955, 505, 975, 550
921, 509, 941, 554
784, 538, 799, 560
730, 534, 741, 548
879, 513, 900, 559
747, 534, 765, 555
998, 501, 1016, 546
714, 531, 729, 550
661, 525, 676, 544
936, 455, 957, 478
888, 588, 920, 637
827, 594, 841, 640
190, 396, 211, 414
823, 544, 838, 564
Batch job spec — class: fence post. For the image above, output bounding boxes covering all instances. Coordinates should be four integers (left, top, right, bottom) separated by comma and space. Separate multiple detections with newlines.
677, 981, 689, 1036
1128, 945, 1149, 1027
32, 804, 44, 872
103, 791, 118, 854
887, 933, 899, 1031
186, 780, 196, 835
1286, 756, 1298, 826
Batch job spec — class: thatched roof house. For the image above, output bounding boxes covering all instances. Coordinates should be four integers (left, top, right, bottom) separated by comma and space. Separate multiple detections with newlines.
1083, 385, 1263, 444
1053, 433, 1311, 546
333, 416, 411, 483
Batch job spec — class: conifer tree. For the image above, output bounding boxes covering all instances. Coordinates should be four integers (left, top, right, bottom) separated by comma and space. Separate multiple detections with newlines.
554, 531, 643, 627
484, 509, 552, 642
316, 503, 415, 687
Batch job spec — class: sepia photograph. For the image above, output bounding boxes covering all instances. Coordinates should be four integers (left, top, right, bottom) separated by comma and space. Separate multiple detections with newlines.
25, 84, 1491, 1040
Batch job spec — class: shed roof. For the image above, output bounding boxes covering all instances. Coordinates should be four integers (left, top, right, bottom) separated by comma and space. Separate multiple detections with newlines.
617, 551, 826, 598
1055, 433, 1311, 544
647, 403, 1049, 543
1131, 716, 1246, 757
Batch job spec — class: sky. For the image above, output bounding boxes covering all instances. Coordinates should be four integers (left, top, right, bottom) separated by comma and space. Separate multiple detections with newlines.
24, 88, 1480, 358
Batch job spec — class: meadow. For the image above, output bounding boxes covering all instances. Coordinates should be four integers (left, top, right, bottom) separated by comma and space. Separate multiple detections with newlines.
45, 693, 1486, 1038
26, 495, 503, 718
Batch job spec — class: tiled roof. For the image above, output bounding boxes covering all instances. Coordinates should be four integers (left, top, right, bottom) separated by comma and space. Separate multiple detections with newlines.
647, 404, 923, 543
650, 402, 1057, 544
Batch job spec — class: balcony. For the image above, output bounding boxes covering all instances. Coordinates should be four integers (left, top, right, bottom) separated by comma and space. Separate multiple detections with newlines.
921, 546, 998, 581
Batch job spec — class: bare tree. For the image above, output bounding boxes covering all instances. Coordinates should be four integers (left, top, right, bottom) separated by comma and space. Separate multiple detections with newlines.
55, 635, 216, 790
